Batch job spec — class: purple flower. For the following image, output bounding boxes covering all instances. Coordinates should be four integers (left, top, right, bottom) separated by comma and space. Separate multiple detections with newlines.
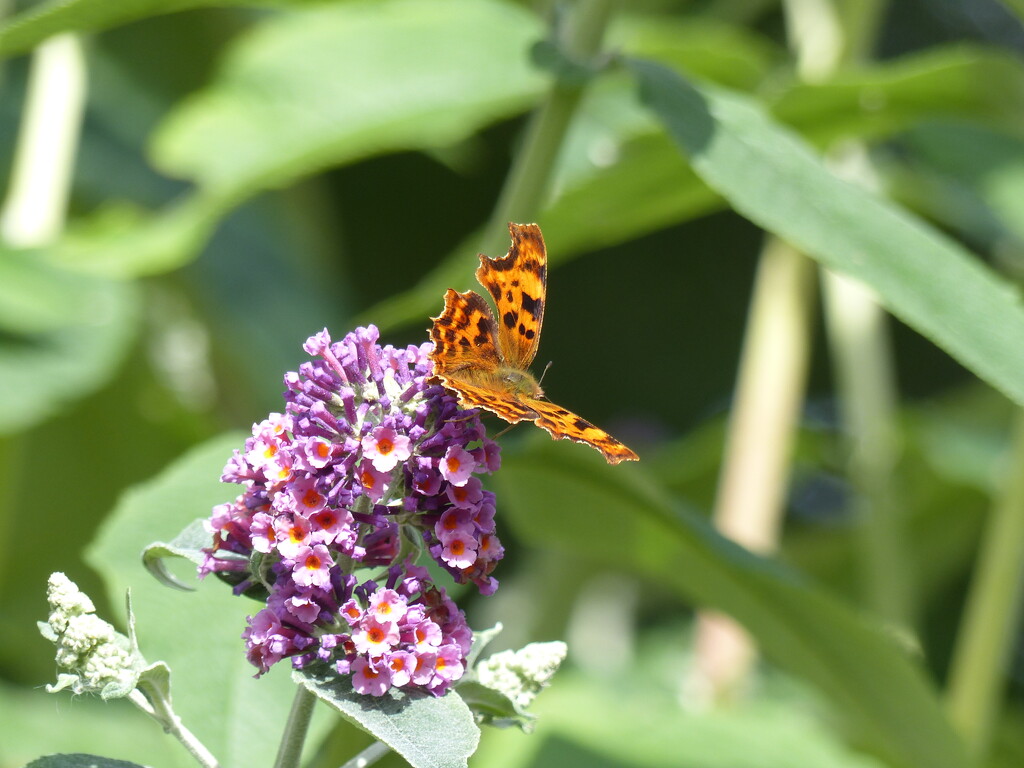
362, 426, 412, 472
201, 326, 504, 694
440, 446, 477, 486
352, 657, 391, 697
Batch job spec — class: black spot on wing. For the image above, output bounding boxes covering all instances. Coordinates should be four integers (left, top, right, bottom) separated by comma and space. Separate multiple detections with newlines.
502, 311, 517, 329
520, 292, 541, 319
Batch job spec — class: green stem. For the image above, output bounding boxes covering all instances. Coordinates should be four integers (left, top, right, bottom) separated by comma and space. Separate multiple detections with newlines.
129, 688, 220, 768
480, 0, 615, 256
946, 410, 1024, 759
273, 684, 317, 768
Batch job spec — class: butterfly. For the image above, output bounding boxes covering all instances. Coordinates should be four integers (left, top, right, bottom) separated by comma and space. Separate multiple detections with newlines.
428, 222, 638, 464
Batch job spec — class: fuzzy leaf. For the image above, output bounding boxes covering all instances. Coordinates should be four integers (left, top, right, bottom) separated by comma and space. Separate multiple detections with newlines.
295, 662, 479, 768
142, 518, 218, 591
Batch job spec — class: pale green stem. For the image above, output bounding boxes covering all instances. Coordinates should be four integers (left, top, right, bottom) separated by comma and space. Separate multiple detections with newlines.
693, 238, 817, 701
946, 410, 1024, 759
480, 0, 615, 256
129, 688, 220, 768
0, 33, 87, 247
273, 684, 317, 768
821, 261, 910, 625
339, 740, 391, 768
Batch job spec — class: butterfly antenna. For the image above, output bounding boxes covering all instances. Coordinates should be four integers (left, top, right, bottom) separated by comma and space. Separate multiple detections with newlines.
538, 360, 554, 385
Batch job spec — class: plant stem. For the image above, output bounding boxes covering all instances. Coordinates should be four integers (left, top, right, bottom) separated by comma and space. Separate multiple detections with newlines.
273, 684, 318, 768
0, 33, 87, 247
339, 740, 391, 768
693, 237, 816, 700
821, 260, 910, 624
129, 689, 221, 768
946, 410, 1024, 758
480, 0, 615, 256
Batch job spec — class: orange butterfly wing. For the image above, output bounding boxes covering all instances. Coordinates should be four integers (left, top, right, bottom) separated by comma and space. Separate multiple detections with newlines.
429, 288, 538, 424
474, 222, 546, 370
429, 222, 639, 464
526, 398, 640, 465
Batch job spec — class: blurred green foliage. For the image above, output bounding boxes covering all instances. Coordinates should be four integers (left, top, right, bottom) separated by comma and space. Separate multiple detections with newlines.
1, 1, 1023, 767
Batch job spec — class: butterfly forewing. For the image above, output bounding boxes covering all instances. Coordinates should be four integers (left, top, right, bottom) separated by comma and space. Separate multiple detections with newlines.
430, 289, 502, 375
475, 223, 547, 371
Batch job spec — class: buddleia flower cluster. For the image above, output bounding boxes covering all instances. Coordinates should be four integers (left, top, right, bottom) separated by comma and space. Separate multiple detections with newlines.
201, 326, 504, 696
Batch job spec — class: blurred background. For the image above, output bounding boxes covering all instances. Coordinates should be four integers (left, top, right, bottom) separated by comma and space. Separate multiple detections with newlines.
1, 0, 1022, 766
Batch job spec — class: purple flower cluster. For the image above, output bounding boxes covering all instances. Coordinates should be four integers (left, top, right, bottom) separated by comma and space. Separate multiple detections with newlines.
201, 326, 504, 695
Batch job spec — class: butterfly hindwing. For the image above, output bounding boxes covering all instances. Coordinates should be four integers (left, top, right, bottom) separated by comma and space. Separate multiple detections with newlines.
528, 398, 640, 465
439, 379, 539, 424
475, 223, 547, 371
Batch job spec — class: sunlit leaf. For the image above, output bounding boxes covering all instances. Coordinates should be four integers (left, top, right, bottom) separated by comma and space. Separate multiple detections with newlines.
152, 0, 545, 194
631, 59, 1024, 407
0, 0, 311, 59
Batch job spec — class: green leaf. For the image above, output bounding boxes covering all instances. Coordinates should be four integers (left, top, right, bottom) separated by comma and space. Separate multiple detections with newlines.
770, 45, 1024, 147
0, 0, 312, 59
491, 443, 969, 768
56, 0, 546, 278
142, 518, 214, 591
1001, 0, 1024, 23
0, 270, 139, 434
86, 432, 337, 768
51, 196, 226, 278
630, 59, 1024, 407
455, 680, 535, 732
296, 662, 479, 768
0, 250, 101, 333
25, 756, 148, 768
611, 15, 781, 91
151, 0, 546, 195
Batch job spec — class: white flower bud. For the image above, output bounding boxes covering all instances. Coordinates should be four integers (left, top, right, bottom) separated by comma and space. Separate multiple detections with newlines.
41, 572, 142, 699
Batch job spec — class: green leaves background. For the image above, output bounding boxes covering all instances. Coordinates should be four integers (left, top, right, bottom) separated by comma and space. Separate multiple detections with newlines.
1, 1, 1022, 767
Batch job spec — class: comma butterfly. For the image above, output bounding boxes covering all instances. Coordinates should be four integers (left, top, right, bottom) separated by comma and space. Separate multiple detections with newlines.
429, 222, 638, 464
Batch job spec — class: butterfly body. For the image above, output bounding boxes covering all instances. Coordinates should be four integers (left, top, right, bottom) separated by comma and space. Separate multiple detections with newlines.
429, 223, 638, 464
